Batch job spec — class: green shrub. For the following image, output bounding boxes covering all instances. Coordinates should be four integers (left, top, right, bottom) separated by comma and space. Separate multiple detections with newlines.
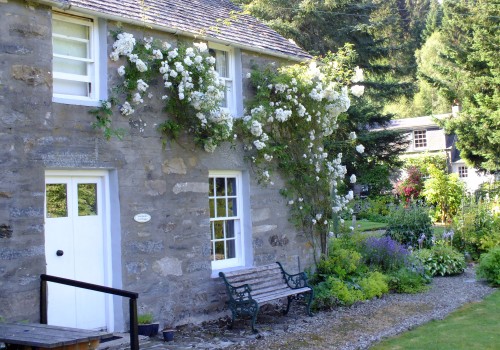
138, 313, 154, 324
388, 267, 430, 294
476, 247, 500, 286
385, 203, 433, 248
313, 248, 365, 283
313, 272, 389, 309
358, 271, 389, 299
314, 276, 365, 308
356, 196, 394, 222
413, 245, 466, 276
453, 198, 500, 260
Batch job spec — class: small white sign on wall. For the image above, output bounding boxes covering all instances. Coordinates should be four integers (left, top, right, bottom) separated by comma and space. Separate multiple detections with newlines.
134, 213, 151, 223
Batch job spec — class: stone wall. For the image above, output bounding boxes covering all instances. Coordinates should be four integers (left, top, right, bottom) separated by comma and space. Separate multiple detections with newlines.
0, 0, 314, 329
0, 0, 52, 322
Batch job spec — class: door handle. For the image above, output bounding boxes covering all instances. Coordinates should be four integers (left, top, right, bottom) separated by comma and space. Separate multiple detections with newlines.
56, 250, 64, 257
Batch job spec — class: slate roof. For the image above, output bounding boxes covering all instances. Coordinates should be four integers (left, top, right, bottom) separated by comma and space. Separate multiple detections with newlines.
61, 0, 311, 60
372, 114, 451, 131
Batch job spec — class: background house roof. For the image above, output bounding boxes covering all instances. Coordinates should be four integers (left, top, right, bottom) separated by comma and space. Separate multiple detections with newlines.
61, 0, 311, 61
371, 114, 451, 131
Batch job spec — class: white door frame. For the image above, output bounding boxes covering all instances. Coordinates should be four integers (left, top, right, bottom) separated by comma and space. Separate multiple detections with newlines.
45, 169, 114, 331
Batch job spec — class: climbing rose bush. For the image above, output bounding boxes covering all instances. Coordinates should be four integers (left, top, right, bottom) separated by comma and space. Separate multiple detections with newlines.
238, 47, 365, 255
94, 32, 233, 152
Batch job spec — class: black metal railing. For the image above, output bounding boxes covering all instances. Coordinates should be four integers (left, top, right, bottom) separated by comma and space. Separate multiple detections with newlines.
40, 274, 139, 350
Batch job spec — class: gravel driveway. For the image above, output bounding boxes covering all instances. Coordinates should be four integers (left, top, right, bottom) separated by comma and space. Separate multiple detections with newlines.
121, 266, 496, 350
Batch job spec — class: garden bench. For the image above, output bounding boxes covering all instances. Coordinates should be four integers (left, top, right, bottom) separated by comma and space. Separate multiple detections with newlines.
219, 262, 314, 332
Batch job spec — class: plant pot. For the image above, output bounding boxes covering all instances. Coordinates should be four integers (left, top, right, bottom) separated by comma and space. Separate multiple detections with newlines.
162, 329, 175, 342
138, 323, 159, 337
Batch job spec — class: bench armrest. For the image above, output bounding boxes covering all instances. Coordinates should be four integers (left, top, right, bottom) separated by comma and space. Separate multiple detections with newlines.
276, 262, 310, 289
219, 272, 253, 302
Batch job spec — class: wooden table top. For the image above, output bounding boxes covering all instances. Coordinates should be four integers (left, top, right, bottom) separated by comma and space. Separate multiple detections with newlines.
0, 323, 108, 348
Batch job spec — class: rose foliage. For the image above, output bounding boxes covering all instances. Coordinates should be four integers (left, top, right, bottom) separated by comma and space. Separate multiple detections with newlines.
237, 45, 365, 256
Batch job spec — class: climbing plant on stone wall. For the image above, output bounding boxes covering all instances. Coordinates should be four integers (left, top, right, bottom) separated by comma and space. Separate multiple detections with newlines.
92, 32, 365, 259
237, 45, 366, 257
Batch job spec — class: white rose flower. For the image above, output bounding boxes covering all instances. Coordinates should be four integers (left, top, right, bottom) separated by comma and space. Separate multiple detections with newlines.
120, 101, 134, 116
350, 174, 357, 183
135, 59, 148, 72
351, 85, 365, 97
109, 51, 119, 61
153, 49, 163, 60
349, 131, 357, 140
356, 144, 365, 154
117, 65, 126, 76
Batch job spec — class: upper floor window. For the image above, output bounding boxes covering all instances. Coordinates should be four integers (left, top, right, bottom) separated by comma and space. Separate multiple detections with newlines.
209, 44, 236, 115
458, 166, 468, 178
413, 130, 427, 148
52, 12, 100, 104
209, 171, 244, 270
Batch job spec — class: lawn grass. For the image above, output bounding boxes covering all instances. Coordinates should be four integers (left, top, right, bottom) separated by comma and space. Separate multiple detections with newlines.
370, 290, 500, 350
355, 219, 387, 232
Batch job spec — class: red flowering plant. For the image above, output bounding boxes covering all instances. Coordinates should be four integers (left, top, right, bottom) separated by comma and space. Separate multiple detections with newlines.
395, 166, 424, 202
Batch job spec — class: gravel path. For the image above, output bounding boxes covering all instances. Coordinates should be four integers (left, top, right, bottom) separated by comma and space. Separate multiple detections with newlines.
118, 266, 496, 350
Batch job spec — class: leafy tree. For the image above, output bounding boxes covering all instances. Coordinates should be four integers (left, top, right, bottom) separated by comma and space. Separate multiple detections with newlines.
423, 164, 465, 223
431, 0, 500, 172
233, 0, 430, 192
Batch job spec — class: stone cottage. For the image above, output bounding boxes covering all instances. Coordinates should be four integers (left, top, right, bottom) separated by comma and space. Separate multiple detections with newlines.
0, 0, 314, 331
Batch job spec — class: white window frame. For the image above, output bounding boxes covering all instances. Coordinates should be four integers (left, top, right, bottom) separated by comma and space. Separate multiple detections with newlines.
413, 130, 427, 149
208, 43, 237, 116
209, 171, 244, 270
458, 166, 468, 178
52, 12, 100, 105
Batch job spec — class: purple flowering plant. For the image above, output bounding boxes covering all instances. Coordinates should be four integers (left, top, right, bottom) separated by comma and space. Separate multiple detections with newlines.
362, 236, 410, 272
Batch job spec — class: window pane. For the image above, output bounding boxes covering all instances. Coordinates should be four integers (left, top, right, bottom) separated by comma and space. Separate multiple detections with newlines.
209, 198, 215, 217
215, 177, 225, 196
53, 56, 88, 75
53, 37, 88, 59
216, 198, 226, 217
225, 220, 235, 238
209, 177, 214, 196
46, 184, 68, 218
214, 241, 225, 260
78, 183, 97, 216
53, 79, 88, 96
53, 19, 89, 39
227, 178, 236, 195
226, 239, 235, 259
213, 221, 224, 240
228, 197, 237, 216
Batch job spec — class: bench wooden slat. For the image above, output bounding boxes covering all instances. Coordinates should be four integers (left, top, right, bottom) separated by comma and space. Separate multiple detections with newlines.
254, 287, 312, 303
219, 262, 314, 332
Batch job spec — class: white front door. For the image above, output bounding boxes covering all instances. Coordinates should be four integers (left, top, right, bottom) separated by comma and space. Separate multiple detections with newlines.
45, 171, 111, 330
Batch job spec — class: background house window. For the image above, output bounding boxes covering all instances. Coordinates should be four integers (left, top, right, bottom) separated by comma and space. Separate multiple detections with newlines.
52, 13, 99, 102
413, 130, 427, 148
458, 166, 468, 178
209, 45, 235, 115
209, 172, 243, 270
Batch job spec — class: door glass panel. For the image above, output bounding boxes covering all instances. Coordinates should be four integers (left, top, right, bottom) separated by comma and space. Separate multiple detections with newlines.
78, 183, 97, 216
46, 184, 68, 218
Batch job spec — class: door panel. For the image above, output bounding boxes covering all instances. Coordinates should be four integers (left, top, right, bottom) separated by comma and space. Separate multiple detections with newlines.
45, 174, 107, 330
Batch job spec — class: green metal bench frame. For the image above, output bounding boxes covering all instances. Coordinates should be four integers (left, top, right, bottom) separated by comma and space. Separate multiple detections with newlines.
219, 262, 314, 332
